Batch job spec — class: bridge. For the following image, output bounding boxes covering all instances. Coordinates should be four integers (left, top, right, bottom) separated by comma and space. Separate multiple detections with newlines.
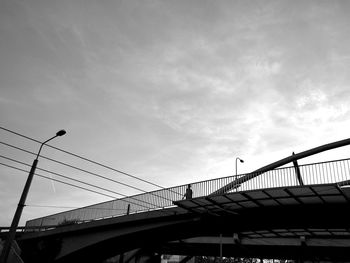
3, 140, 350, 262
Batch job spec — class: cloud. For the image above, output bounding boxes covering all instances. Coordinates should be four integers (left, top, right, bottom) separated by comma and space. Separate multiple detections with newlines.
2, 0, 350, 225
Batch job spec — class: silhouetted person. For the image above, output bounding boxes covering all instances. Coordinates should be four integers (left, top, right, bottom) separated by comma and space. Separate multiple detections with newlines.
184, 184, 193, 200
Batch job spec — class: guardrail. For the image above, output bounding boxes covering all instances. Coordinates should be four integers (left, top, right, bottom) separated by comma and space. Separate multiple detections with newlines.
25, 157, 350, 230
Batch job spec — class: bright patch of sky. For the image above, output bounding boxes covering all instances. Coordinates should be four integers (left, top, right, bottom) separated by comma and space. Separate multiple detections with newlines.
1, 0, 350, 225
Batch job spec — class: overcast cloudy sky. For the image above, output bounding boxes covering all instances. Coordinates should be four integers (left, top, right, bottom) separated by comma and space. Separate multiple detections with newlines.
1, 0, 350, 225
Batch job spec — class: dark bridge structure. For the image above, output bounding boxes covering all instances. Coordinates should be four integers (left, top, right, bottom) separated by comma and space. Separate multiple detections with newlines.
7, 139, 350, 262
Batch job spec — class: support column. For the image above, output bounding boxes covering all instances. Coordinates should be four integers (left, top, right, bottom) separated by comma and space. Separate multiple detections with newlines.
219, 234, 223, 263
292, 152, 304, 186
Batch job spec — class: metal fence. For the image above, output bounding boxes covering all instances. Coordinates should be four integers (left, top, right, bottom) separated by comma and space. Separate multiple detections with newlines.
25, 157, 350, 229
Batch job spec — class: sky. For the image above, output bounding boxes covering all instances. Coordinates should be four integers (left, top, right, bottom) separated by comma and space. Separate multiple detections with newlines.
1, 0, 350, 226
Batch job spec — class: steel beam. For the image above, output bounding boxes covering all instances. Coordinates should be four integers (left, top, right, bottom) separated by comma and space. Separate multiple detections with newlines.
212, 138, 350, 195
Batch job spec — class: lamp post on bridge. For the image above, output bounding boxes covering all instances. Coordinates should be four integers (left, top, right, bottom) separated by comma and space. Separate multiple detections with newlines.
0, 130, 66, 263
235, 157, 244, 192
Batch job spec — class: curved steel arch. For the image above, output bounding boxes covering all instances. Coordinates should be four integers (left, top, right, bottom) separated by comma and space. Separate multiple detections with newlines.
212, 137, 350, 195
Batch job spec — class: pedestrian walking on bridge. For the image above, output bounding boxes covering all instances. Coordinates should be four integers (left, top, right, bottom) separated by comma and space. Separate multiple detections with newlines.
184, 184, 193, 200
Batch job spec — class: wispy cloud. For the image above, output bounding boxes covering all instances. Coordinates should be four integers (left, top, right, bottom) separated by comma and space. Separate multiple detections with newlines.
2, 0, 350, 225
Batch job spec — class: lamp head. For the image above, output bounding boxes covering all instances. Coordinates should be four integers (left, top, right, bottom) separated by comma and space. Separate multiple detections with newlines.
56, 129, 66, 136
240, 159, 244, 163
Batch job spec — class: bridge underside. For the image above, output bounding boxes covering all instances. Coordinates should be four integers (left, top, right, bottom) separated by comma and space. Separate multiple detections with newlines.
159, 234, 350, 262
19, 184, 350, 262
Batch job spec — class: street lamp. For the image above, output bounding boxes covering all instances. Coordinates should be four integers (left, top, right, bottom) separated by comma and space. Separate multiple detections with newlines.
235, 157, 244, 192
0, 130, 66, 263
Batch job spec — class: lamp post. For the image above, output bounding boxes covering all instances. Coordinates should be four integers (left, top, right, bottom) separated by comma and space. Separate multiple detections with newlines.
0, 130, 66, 263
235, 157, 244, 192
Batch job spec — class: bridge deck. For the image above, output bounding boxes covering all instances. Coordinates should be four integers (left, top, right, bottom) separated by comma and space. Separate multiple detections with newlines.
25, 157, 350, 229
17, 183, 350, 262
174, 183, 350, 215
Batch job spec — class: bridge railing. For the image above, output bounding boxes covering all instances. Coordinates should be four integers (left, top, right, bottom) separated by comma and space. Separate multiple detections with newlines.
25, 157, 350, 230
